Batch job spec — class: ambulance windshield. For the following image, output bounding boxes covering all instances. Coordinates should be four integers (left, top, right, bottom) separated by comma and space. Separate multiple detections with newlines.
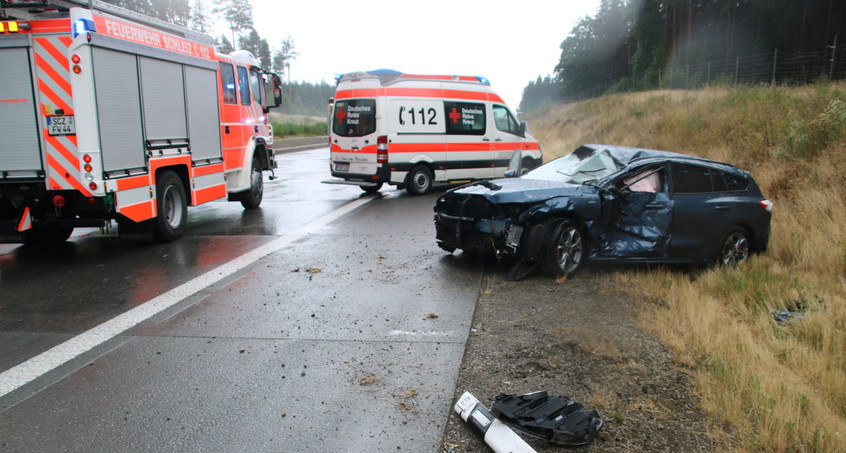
333, 99, 376, 137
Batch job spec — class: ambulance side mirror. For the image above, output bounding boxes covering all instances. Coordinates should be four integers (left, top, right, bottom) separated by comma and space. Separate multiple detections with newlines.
520, 120, 529, 137
264, 73, 283, 110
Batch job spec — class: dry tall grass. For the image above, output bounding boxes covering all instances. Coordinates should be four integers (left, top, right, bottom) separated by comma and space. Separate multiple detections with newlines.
526, 82, 846, 451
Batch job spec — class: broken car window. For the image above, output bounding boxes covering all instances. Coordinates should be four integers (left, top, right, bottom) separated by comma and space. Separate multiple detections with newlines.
526, 148, 626, 184
624, 169, 664, 193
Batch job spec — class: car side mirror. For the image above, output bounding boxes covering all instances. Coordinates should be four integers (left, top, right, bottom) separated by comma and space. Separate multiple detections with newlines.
505, 149, 523, 178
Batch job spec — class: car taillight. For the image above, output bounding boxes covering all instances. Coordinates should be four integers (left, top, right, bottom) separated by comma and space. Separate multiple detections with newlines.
377, 135, 388, 164
760, 199, 773, 213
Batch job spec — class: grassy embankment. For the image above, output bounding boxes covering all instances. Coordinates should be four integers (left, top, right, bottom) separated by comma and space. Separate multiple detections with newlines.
268, 113, 327, 138
527, 82, 846, 451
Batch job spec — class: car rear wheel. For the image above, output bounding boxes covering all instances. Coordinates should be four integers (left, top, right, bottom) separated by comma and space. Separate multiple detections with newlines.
406, 165, 433, 195
541, 219, 585, 278
719, 226, 750, 267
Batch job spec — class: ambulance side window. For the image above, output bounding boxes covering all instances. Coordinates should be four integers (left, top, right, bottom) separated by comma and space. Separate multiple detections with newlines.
444, 101, 485, 135
493, 105, 522, 137
237, 66, 251, 105
220, 63, 237, 104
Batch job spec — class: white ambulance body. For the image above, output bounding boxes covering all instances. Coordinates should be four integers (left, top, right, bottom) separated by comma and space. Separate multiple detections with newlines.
326, 70, 542, 195
0, 0, 281, 244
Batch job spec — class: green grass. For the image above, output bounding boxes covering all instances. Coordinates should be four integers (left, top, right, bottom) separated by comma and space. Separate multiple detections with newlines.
268, 113, 327, 138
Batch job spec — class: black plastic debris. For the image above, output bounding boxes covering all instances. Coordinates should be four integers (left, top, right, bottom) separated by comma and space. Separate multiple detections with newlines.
773, 299, 809, 323
491, 391, 603, 446
773, 310, 804, 323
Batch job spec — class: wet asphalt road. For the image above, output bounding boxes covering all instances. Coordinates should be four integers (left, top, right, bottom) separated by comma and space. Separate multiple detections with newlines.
0, 143, 482, 452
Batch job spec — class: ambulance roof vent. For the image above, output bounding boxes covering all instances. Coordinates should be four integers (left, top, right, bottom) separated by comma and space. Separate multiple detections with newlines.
367, 69, 402, 84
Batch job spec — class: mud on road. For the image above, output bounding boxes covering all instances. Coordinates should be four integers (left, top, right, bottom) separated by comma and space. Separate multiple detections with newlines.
440, 258, 727, 452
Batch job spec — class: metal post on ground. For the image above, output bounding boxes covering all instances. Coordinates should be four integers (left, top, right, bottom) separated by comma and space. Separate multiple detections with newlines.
829, 35, 838, 80
735, 57, 739, 84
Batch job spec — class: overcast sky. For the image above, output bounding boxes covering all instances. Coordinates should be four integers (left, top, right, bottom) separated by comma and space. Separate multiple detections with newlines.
240, 0, 602, 109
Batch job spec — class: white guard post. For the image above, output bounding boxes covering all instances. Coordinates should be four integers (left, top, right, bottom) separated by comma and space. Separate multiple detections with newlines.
453, 391, 537, 453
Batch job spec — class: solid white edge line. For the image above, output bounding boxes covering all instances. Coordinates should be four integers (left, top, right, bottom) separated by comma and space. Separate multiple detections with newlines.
0, 195, 374, 398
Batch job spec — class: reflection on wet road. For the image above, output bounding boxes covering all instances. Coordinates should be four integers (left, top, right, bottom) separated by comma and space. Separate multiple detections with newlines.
0, 146, 481, 452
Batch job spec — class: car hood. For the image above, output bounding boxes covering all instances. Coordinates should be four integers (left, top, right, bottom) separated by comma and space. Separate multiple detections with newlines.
449, 177, 597, 204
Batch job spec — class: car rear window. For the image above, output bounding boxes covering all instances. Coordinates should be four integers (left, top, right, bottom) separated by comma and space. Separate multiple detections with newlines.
723, 172, 750, 191
673, 164, 712, 193
333, 99, 376, 137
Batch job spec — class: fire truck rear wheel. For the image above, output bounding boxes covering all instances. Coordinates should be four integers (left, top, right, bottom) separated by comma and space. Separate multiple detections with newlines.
240, 157, 264, 209
406, 165, 433, 196
153, 171, 187, 242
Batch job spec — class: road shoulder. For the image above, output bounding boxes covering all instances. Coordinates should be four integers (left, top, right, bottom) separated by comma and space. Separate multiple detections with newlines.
440, 262, 724, 452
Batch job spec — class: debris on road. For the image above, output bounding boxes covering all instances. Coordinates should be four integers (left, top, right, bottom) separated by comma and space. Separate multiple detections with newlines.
492, 391, 603, 447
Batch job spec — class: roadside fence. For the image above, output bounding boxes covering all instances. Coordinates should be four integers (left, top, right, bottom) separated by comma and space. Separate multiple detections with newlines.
566, 39, 846, 101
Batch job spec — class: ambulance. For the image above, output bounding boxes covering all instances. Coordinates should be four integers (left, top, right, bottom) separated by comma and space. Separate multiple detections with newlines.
0, 0, 282, 244
325, 70, 542, 195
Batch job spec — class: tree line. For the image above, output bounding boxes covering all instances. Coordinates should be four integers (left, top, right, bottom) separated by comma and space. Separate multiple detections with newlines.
520, 0, 846, 112
101, 0, 297, 78
101, 0, 333, 115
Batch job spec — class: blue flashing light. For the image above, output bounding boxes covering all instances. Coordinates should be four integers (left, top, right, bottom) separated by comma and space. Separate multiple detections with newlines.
475, 76, 491, 85
72, 19, 96, 38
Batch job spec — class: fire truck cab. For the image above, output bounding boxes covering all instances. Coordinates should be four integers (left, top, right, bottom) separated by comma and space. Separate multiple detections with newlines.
0, 0, 282, 244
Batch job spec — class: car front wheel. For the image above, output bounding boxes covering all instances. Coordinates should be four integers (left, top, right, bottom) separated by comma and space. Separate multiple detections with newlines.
541, 219, 585, 278
719, 226, 750, 267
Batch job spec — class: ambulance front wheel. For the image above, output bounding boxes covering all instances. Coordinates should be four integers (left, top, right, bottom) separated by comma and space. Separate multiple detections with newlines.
153, 171, 187, 242
406, 165, 433, 196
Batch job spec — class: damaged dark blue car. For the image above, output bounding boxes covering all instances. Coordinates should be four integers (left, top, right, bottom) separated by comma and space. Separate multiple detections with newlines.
434, 144, 773, 280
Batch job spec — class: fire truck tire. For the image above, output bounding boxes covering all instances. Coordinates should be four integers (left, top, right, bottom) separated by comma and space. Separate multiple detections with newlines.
240, 157, 264, 209
22, 226, 74, 245
406, 164, 433, 196
153, 171, 187, 242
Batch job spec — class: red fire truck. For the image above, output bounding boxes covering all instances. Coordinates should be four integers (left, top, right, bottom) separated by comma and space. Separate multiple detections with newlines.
0, 0, 282, 244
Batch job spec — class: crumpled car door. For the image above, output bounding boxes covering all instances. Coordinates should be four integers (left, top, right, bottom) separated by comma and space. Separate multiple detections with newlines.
599, 168, 673, 257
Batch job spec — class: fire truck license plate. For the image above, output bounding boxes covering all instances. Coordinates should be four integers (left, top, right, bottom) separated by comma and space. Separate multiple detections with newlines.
47, 115, 76, 136
334, 162, 350, 172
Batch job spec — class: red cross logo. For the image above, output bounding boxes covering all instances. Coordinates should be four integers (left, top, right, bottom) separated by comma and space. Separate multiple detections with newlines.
449, 107, 461, 124
336, 106, 346, 124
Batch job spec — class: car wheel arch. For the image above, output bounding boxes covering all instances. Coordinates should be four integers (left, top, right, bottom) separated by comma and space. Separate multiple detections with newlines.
517, 197, 577, 225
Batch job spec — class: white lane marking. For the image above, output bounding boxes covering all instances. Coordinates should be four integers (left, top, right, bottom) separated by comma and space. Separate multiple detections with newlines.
0, 196, 374, 398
